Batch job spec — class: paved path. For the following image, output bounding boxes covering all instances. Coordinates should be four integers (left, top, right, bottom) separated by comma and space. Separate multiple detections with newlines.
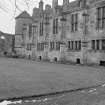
0, 57, 105, 100
1, 83, 105, 105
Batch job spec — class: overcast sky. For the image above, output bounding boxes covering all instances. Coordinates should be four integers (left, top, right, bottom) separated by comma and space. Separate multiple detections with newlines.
0, 0, 74, 34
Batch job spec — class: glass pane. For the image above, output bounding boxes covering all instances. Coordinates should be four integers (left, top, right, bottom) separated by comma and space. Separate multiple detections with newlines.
102, 39, 105, 50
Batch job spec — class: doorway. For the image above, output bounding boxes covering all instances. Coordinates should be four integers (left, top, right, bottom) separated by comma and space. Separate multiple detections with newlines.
39, 56, 42, 60
76, 58, 81, 64
54, 57, 57, 62
100, 61, 105, 66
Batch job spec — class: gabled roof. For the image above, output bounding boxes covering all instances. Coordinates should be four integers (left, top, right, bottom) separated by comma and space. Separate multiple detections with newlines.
15, 11, 32, 19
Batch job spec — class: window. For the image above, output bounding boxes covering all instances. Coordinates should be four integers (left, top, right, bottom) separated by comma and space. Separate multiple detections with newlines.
91, 39, 105, 50
37, 43, 44, 51
91, 40, 95, 50
29, 25, 32, 38
53, 18, 58, 34
50, 42, 60, 51
75, 41, 78, 50
96, 40, 100, 50
68, 40, 81, 50
71, 13, 78, 32
40, 22, 43, 36
45, 14, 49, 24
50, 42, 55, 51
27, 44, 31, 51
91, 40, 100, 50
78, 41, 81, 50
75, 14, 78, 31
71, 41, 74, 50
96, 6, 105, 29
56, 42, 60, 50
102, 39, 105, 50
32, 26, 37, 34
68, 41, 71, 50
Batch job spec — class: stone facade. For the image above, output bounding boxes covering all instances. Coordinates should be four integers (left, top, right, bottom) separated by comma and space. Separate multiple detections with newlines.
15, 0, 105, 66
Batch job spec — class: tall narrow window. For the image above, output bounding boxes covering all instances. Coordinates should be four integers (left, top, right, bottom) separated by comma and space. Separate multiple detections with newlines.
102, 39, 105, 50
53, 18, 58, 34
53, 19, 55, 34
75, 41, 78, 50
75, 14, 78, 31
50, 42, 55, 50
29, 25, 32, 38
71, 13, 78, 32
40, 22, 43, 36
78, 41, 81, 50
71, 41, 74, 50
103, 7, 105, 28
56, 42, 60, 50
71, 14, 74, 32
56, 18, 58, 34
96, 40, 100, 50
97, 6, 105, 29
68, 41, 71, 50
92, 40, 95, 50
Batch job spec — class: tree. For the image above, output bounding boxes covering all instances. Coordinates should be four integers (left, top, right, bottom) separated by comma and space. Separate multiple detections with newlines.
0, 0, 38, 18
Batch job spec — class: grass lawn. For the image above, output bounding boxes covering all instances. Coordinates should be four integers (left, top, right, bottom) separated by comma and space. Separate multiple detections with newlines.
0, 57, 105, 100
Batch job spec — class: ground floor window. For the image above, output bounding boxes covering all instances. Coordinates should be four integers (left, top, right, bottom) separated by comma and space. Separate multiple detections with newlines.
91, 39, 105, 50
27, 44, 31, 51
102, 39, 105, 50
56, 42, 60, 50
50, 41, 60, 51
91, 40, 95, 50
68, 40, 81, 51
37, 43, 44, 51
50, 42, 55, 51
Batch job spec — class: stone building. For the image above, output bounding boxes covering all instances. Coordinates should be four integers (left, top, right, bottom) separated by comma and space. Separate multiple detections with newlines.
15, 0, 105, 66
15, 11, 32, 57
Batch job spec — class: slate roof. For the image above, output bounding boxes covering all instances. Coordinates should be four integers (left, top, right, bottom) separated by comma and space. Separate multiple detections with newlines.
15, 11, 32, 19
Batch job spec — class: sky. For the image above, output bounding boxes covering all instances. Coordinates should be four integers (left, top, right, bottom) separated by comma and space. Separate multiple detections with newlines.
0, 0, 73, 34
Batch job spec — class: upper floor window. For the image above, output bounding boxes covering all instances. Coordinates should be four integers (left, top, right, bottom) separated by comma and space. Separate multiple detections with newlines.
96, 6, 105, 29
40, 22, 43, 36
53, 18, 58, 34
32, 26, 37, 34
29, 25, 32, 38
45, 14, 49, 24
71, 13, 78, 32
